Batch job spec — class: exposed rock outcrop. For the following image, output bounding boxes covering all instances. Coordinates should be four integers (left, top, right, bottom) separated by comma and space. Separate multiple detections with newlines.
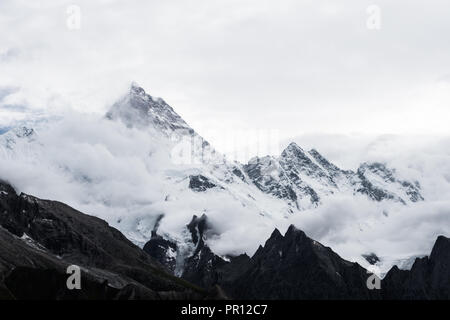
0, 180, 204, 300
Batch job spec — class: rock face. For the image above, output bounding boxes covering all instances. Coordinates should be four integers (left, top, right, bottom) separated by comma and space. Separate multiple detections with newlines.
0, 180, 204, 300
106, 83, 193, 136
244, 142, 424, 209
362, 253, 381, 265
104, 84, 424, 211
189, 175, 219, 192
356, 162, 423, 204
382, 235, 450, 300
146, 219, 381, 299
181, 215, 228, 289
244, 155, 305, 206
217, 226, 381, 300
143, 231, 178, 274
144, 214, 449, 300
144, 214, 230, 290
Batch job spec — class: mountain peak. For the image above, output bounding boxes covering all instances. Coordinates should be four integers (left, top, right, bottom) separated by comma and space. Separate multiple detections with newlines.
130, 81, 140, 89
0, 180, 16, 195
430, 235, 450, 263
106, 83, 192, 135
280, 142, 308, 160
284, 142, 303, 153
270, 228, 283, 239
129, 81, 147, 97
285, 224, 300, 235
285, 225, 309, 242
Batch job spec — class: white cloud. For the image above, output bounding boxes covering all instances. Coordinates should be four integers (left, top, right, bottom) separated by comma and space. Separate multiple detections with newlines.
2, 0, 450, 145
1, 112, 449, 275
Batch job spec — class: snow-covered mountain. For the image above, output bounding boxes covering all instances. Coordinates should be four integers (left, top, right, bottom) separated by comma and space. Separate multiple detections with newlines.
0, 83, 434, 277
102, 83, 423, 210
0, 126, 35, 150
106, 83, 194, 137
245, 142, 423, 210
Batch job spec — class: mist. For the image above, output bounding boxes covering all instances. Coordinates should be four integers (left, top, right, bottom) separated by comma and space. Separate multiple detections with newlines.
1, 109, 449, 275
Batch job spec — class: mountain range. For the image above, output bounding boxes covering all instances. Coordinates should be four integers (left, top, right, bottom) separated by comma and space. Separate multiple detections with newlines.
0, 179, 447, 299
107, 83, 424, 210
0, 83, 447, 299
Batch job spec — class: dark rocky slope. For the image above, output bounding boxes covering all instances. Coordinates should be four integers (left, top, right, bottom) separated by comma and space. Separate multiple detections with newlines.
218, 226, 381, 300
0, 180, 208, 300
145, 215, 449, 300
382, 235, 450, 300
181, 215, 229, 289
146, 216, 382, 299
1, 178, 447, 300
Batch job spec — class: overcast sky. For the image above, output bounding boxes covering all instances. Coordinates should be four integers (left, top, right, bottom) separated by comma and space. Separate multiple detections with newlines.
1, 0, 450, 154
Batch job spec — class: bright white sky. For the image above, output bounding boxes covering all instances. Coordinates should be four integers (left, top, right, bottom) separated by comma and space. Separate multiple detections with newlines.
1, 0, 450, 156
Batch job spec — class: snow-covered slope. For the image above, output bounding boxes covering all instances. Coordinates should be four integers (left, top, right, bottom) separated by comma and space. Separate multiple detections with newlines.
106, 83, 194, 137
244, 142, 423, 210
0, 126, 36, 150
0, 83, 439, 277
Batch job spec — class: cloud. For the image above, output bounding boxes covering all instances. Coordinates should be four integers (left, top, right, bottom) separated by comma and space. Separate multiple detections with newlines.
286, 195, 450, 274
1, 0, 450, 147
0, 111, 449, 275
